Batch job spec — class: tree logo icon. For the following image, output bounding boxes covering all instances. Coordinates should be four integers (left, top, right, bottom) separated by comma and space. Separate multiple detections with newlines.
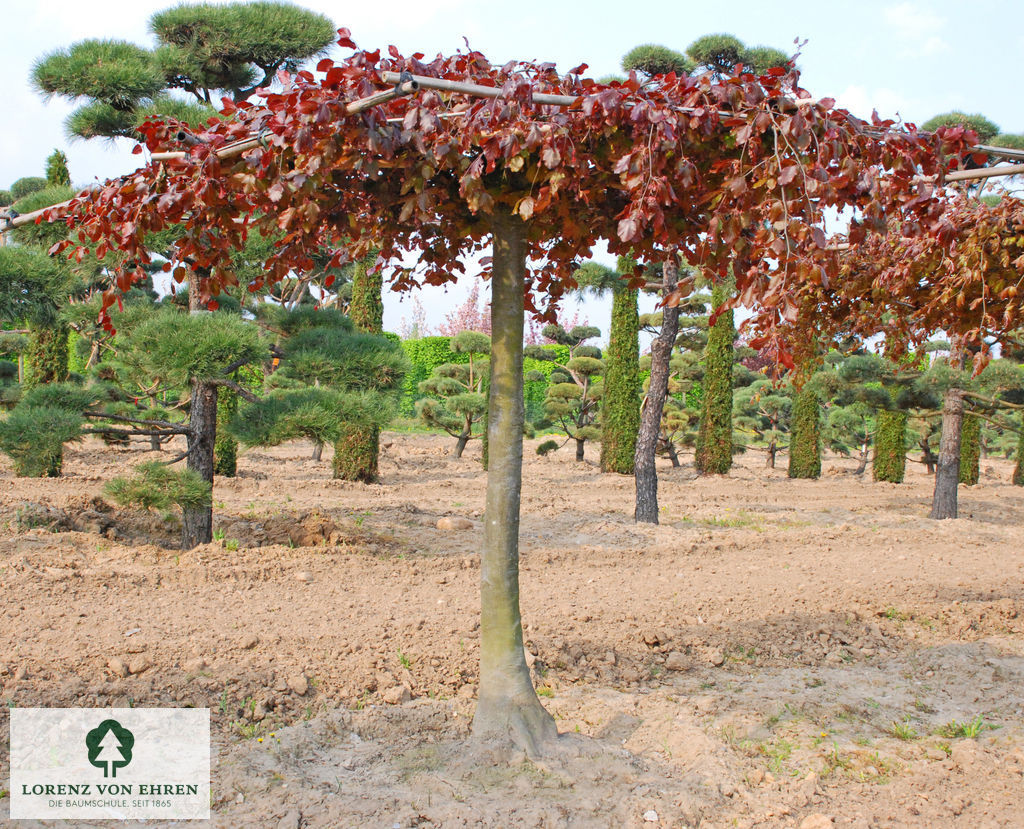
85, 719, 135, 778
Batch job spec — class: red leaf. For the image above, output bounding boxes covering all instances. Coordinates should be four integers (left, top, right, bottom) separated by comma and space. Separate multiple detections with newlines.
317, 58, 334, 72
336, 28, 356, 49
569, 63, 588, 75
132, 145, 143, 155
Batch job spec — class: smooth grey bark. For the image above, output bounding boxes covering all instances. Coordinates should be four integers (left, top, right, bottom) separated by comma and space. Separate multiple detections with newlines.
634, 257, 680, 524
930, 345, 964, 519
471, 213, 557, 756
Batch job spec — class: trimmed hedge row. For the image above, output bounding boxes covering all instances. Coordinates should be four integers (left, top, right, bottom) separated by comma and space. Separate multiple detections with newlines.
398, 335, 569, 422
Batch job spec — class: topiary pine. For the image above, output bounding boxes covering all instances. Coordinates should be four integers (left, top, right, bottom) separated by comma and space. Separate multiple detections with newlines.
873, 409, 908, 483
239, 306, 406, 483
417, 330, 490, 458
788, 384, 821, 479
959, 412, 981, 485
527, 324, 604, 462
596, 257, 640, 475
336, 251, 385, 478
694, 281, 735, 475
1014, 417, 1024, 487
33, 2, 335, 140
45, 150, 71, 187
621, 44, 693, 77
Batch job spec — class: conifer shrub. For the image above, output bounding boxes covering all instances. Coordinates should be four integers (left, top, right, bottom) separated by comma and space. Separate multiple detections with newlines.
788, 385, 821, 479
959, 413, 981, 485
0, 405, 81, 477
873, 409, 908, 483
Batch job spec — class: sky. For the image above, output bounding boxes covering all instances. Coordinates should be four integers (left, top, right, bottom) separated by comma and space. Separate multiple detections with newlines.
2, 0, 1022, 336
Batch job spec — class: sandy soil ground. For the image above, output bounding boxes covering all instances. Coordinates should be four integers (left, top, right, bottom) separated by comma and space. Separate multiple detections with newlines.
1, 432, 1023, 828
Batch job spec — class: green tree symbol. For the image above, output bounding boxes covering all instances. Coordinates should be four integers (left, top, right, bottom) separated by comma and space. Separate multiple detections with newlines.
86, 719, 134, 778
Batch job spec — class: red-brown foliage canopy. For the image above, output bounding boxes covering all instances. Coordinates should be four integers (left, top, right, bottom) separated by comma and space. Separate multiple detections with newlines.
48, 30, 973, 358
827, 195, 1024, 369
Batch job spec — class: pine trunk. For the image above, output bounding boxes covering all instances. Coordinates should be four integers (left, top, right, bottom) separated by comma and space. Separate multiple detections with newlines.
312, 442, 323, 461
471, 212, 557, 756
634, 258, 679, 524
958, 413, 980, 486
694, 283, 734, 475
600, 283, 640, 474
873, 410, 907, 483
334, 253, 384, 480
575, 438, 585, 461
788, 385, 821, 479
455, 432, 469, 458
182, 380, 217, 549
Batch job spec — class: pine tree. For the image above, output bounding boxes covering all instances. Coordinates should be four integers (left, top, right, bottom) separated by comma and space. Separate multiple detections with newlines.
788, 384, 821, 479
959, 412, 981, 485
236, 307, 406, 484
417, 331, 490, 457
45, 150, 71, 186
873, 409, 908, 483
694, 281, 735, 474
32, 2, 335, 140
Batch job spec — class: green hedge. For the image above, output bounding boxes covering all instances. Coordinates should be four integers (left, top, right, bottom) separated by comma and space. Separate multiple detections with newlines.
399, 336, 568, 422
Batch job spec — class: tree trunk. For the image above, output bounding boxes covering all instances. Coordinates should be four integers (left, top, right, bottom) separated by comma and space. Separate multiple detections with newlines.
930, 347, 964, 519
664, 439, 680, 468
150, 434, 162, 452
600, 280, 640, 474
920, 437, 937, 474
855, 442, 869, 475
694, 281, 734, 475
472, 212, 557, 756
312, 442, 323, 461
182, 380, 217, 549
455, 432, 469, 458
767, 441, 777, 469
575, 438, 585, 462
634, 257, 679, 524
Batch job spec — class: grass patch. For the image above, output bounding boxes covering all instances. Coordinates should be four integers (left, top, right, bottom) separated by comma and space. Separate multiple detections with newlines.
933, 716, 999, 739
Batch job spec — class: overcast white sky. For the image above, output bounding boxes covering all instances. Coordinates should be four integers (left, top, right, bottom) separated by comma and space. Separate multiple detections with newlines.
2, 0, 1022, 337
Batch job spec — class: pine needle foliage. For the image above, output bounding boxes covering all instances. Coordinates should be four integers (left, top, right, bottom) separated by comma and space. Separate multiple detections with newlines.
105, 461, 212, 512
119, 311, 264, 386
0, 405, 82, 477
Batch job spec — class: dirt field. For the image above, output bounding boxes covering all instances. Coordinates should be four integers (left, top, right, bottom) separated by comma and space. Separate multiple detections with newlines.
1, 432, 1023, 828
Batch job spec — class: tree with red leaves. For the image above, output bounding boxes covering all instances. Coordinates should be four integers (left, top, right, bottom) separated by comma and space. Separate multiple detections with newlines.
47, 30, 974, 754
